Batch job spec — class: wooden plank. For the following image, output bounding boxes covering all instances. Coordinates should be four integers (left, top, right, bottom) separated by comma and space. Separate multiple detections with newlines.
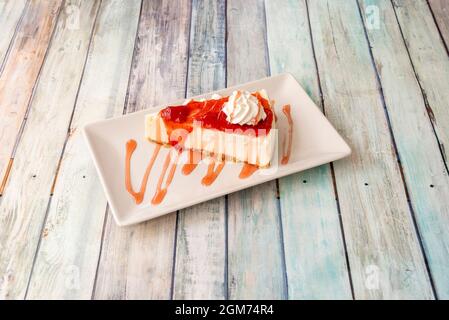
428, 0, 449, 49
307, 0, 433, 299
392, 0, 449, 166
226, 0, 285, 299
172, 0, 227, 300
93, 0, 191, 300
0, 0, 99, 300
0, 0, 62, 192
25, 0, 141, 299
265, 0, 352, 299
0, 0, 27, 67
360, 0, 449, 299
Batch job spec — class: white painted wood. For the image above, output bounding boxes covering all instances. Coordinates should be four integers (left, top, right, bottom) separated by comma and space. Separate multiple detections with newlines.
173, 0, 227, 300
0, 0, 62, 191
265, 0, 352, 299
93, 0, 191, 300
0, 0, 27, 67
392, 0, 449, 166
0, 0, 444, 300
226, 0, 285, 299
359, 0, 449, 299
25, 0, 141, 299
0, 0, 66, 300
307, 0, 433, 299
428, 0, 449, 49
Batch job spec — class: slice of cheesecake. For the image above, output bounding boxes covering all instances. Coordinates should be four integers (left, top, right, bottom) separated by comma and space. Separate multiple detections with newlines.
145, 90, 276, 167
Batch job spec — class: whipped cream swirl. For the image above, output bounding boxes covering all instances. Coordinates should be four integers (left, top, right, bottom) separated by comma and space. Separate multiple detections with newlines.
222, 90, 266, 126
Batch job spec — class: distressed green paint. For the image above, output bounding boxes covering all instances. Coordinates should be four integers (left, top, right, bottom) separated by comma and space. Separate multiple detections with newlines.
94, 0, 190, 299
265, 0, 352, 299
173, 0, 227, 300
360, 0, 449, 299
226, 0, 285, 299
308, 0, 433, 299
392, 0, 449, 167
26, 0, 142, 299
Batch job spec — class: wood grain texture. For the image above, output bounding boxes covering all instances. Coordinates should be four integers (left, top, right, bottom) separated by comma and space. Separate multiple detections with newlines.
392, 0, 449, 167
0, 0, 99, 300
226, 0, 285, 299
279, 168, 352, 299
173, 0, 227, 300
265, 0, 352, 299
25, 0, 141, 299
0, 0, 443, 300
93, 0, 191, 300
359, 0, 449, 299
0, 0, 27, 67
0, 0, 62, 191
428, 0, 449, 49
308, 0, 433, 299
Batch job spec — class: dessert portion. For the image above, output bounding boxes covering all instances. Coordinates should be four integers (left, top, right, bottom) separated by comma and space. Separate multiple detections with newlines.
125, 89, 293, 206
145, 89, 276, 167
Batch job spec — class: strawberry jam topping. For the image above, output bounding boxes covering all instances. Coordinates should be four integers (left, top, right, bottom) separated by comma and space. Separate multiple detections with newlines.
160, 93, 273, 146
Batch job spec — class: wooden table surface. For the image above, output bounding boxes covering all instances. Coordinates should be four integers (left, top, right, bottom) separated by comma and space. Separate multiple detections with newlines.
0, 0, 448, 300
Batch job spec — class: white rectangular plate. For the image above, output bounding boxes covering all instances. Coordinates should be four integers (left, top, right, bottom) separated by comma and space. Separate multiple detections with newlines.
83, 73, 351, 226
